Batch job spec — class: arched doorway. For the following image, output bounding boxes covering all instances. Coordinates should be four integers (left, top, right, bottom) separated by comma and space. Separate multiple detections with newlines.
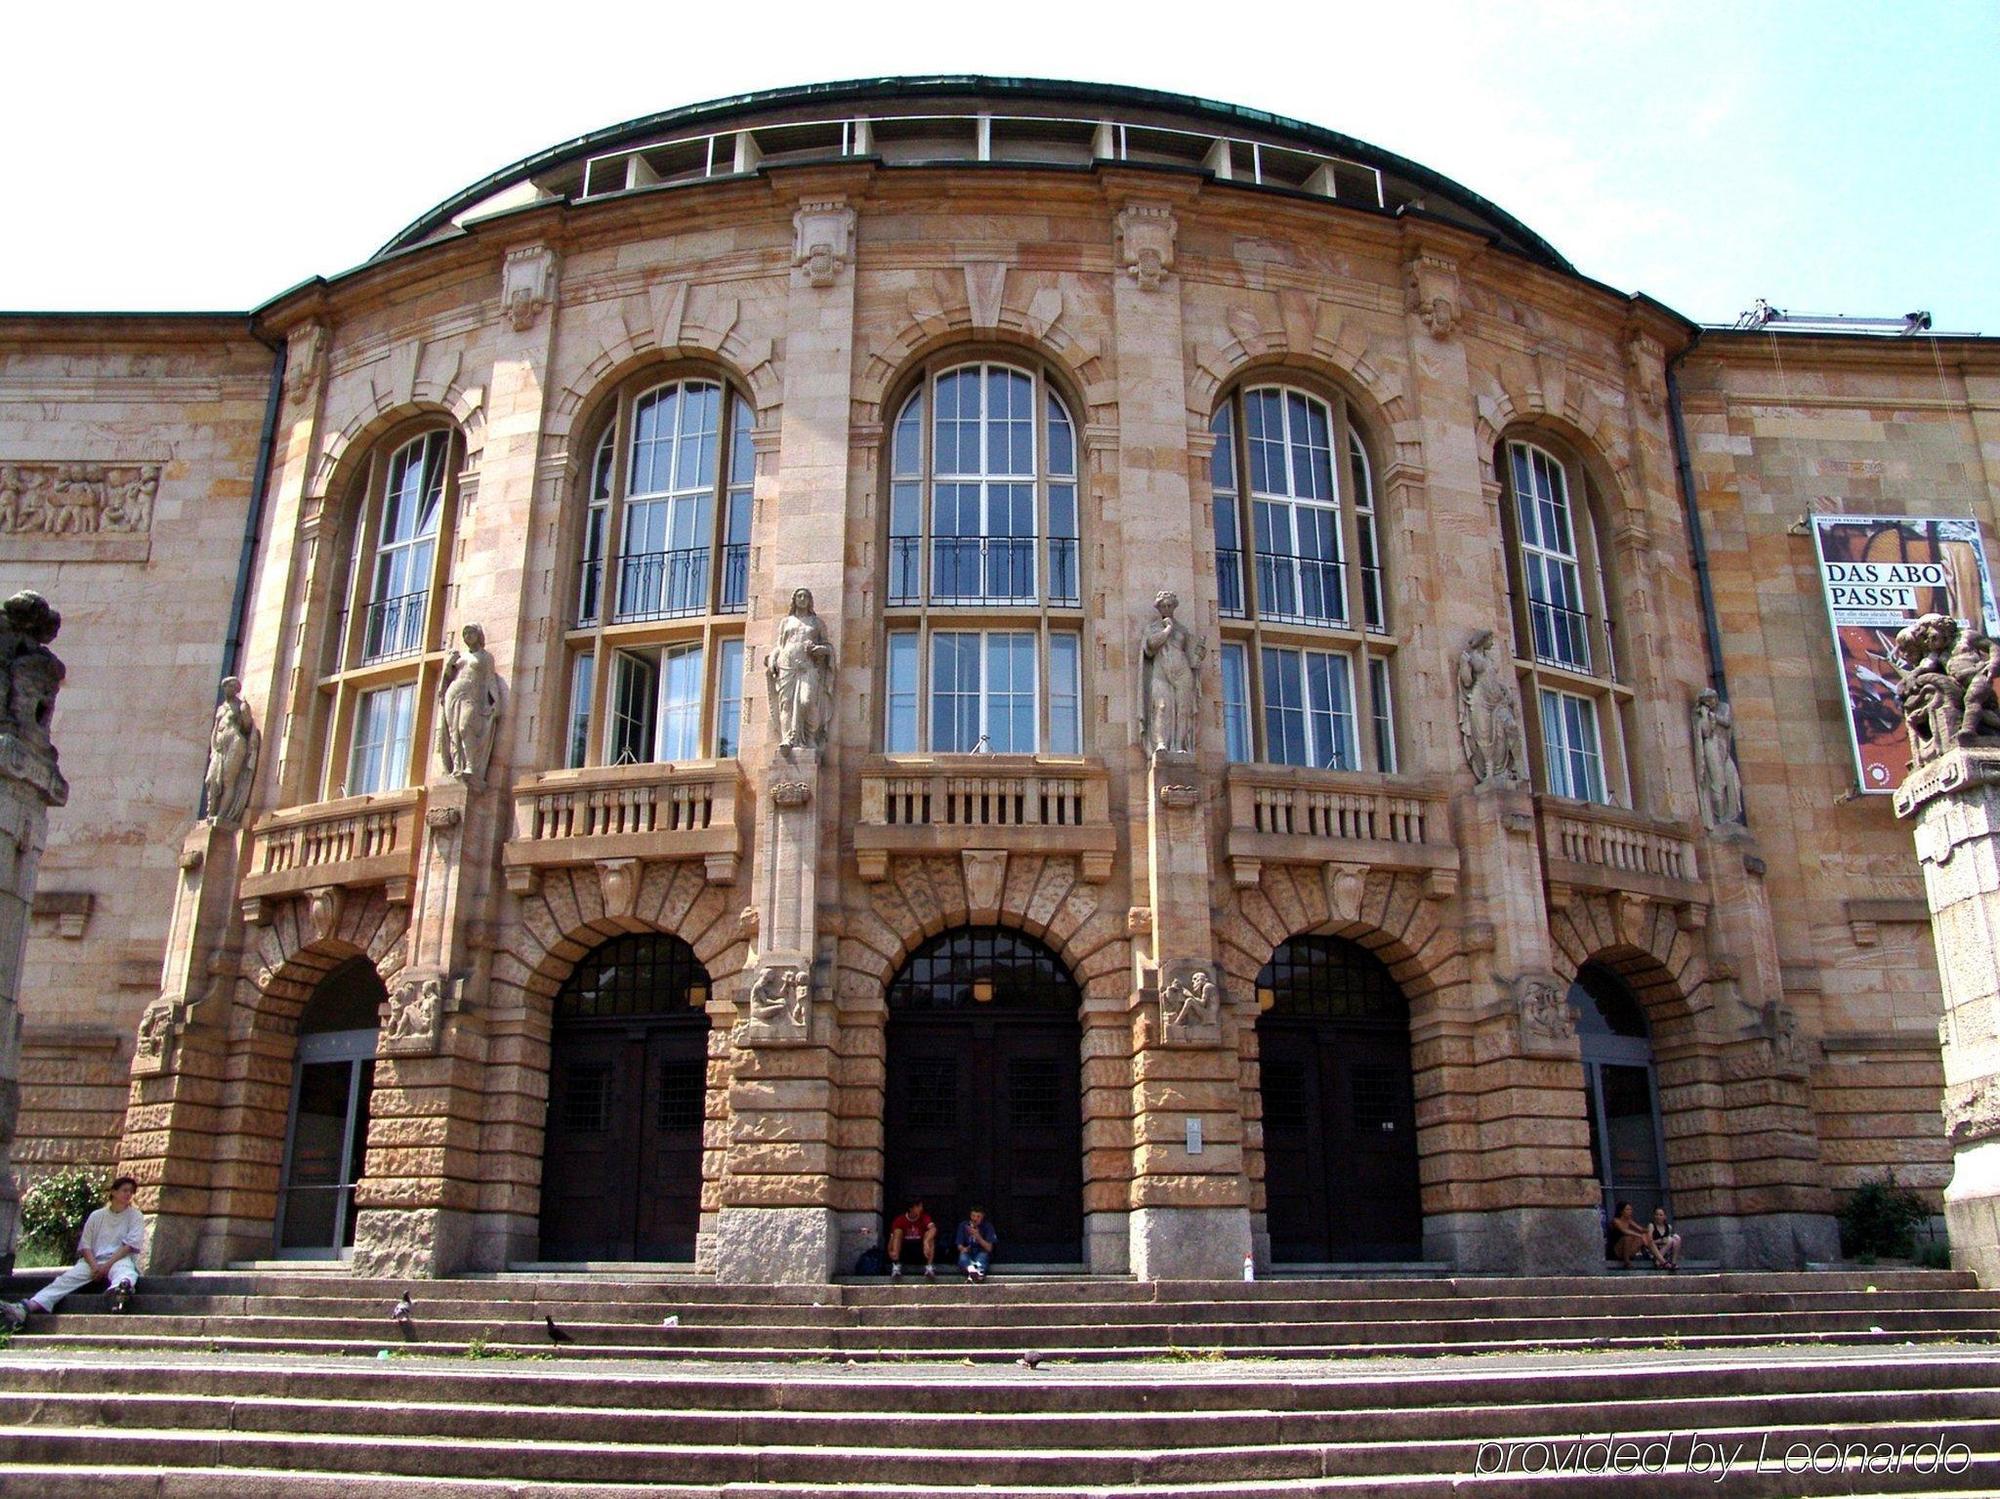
1573, 964, 1670, 1226
275, 957, 383, 1258
540, 933, 711, 1261
883, 926, 1084, 1263
1256, 935, 1421, 1262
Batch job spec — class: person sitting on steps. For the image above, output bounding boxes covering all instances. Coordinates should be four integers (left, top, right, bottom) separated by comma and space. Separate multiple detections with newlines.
1608, 1201, 1663, 1270
2, 1175, 146, 1328
1649, 1206, 1682, 1272
885, 1197, 937, 1280
955, 1206, 997, 1282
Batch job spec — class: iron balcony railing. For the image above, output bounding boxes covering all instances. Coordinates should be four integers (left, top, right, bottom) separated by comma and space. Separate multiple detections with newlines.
1255, 553, 1347, 628
1528, 600, 1620, 681
887, 535, 1079, 608
357, 591, 428, 663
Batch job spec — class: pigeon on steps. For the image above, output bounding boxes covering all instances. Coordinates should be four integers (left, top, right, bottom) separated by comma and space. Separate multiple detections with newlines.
391, 1293, 413, 1326
545, 1315, 574, 1345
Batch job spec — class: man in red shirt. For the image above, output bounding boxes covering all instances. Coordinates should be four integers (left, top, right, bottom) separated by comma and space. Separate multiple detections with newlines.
885, 1197, 936, 1279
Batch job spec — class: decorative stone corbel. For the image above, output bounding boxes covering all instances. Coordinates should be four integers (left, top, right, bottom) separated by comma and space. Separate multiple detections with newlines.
1323, 862, 1366, 926
1158, 959, 1224, 1046
1114, 202, 1177, 291
1614, 890, 1651, 946
1403, 247, 1459, 338
132, 997, 182, 1076
1625, 329, 1665, 412
306, 886, 344, 944
1759, 1000, 1810, 1073
500, 244, 559, 332
596, 858, 643, 924
286, 321, 328, 407
793, 198, 855, 288
962, 850, 1007, 924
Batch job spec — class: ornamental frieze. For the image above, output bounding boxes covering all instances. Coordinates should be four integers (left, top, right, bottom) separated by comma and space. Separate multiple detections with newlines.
0, 463, 159, 562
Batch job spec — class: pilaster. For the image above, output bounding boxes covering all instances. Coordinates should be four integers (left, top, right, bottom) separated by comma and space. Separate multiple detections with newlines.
0, 729, 64, 1270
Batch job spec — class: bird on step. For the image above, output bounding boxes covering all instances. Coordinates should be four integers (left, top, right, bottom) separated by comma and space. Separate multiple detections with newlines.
545, 1315, 574, 1345
391, 1293, 413, 1326
1016, 1351, 1044, 1370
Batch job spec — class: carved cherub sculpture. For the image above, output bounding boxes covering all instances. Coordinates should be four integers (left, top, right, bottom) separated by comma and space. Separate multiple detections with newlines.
1892, 612, 2000, 768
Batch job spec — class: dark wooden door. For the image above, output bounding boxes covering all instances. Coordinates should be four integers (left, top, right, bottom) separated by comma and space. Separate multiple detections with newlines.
884, 1012, 1083, 1263
1259, 1019, 1420, 1262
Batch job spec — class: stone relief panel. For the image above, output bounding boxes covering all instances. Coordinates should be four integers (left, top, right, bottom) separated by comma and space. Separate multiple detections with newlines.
0, 463, 159, 562
381, 975, 449, 1056
737, 963, 812, 1045
1159, 961, 1223, 1046
1516, 974, 1576, 1052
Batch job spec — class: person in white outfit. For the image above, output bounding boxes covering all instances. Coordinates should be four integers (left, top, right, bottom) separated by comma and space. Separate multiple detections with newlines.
2, 1175, 145, 1327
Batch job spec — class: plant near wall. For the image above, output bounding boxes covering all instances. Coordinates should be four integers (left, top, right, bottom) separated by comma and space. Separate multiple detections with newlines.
18, 1167, 108, 1263
1837, 1171, 1930, 1260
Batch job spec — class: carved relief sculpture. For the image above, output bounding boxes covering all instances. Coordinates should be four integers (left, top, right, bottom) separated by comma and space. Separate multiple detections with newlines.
436, 624, 502, 786
1140, 590, 1205, 758
1691, 688, 1745, 828
1457, 629, 1526, 787
0, 464, 158, 537
765, 588, 833, 751
134, 999, 175, 1069
1114, 203, 1177, 291
203, 676, 261, 827
500, 244, 558, 332
384, 976, 443, 1048
1160, 964, 1222, 1043
1519, 977, 1576, 1042
1893, 611, 2000, 770
746, 964, 811, 1032
1403, 249, 1459, 338
792, 199, 855, 288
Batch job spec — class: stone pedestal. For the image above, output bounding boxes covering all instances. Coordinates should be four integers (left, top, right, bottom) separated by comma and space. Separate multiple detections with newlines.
1898, 746, 2000, 1284
0, 733, 64, 1268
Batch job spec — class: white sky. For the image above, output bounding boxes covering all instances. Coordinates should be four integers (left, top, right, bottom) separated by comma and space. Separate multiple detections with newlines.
8, 0, 1996, 330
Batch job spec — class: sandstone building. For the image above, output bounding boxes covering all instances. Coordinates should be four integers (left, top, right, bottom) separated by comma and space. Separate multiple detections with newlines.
1, 78, 1991, 1280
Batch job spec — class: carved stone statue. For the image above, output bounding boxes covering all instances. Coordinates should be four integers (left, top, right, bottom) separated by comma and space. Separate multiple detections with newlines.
384, 976, 442, 1045
1691, 688, 1744, 829
1457, 629, 1525, 787
436, 624, 502, 786
1519, 977, 1576, 1041
765, 588, 833, 751
0, 590, 64, 755
1892, 612, 2000, 770
1141, 590, 1205, 758
1160, 965, 1222, 1043
747, 964, 810, 1029
203, 676, 261, 826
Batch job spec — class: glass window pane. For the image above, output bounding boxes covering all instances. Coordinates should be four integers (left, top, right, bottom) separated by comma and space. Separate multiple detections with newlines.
894, 391, 924, 477
1046, 392, 1075, 476
1221, 643, 1251, 764
1048, 633, 1080, 755
1369, 656, 1396, 773
658, 643, 704, 761
727, 393, 755, 488
931, 632, 980, 753
986, 632, 1037, 753
1304, 650, 1356, 770
1262, 647, 1308, 766
609, 652, 658, 765
886, 631, 919, 752
566, 654, 594, 770
1210, 404, 1237, 492
715, 638, 744, 758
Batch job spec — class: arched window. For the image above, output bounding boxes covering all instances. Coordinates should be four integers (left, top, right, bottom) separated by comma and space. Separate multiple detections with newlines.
320, 424, 462, 798
881, 360, 1084, 755
1210, 383, 1396, 772
561, 375, 753, 768
1497, 435, 1630, 804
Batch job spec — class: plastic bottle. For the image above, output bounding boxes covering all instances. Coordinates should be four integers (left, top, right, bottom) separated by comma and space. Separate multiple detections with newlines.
1242, 1253, 1255, 1282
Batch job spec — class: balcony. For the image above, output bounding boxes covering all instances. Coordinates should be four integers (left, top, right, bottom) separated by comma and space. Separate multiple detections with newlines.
1537, 798, 1704, 909
1223, 765, 1457, 890
855, 756, 1115, 882
239, 789, 425, 916
502, 760, 744, 892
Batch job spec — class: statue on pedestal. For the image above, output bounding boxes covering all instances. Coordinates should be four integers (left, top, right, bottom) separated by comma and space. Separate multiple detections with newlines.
1692, 688, 1744, 828
1141, 590, 1204, 758
203, 677, 261, 826
1457, 628, 1525, 788
766, 588, 833, 751
436, 624, 502, 787
1892, 612, 2000, 770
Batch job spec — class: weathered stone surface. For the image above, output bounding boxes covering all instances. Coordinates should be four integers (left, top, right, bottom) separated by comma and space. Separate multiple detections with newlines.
711, 1205, 836, 1283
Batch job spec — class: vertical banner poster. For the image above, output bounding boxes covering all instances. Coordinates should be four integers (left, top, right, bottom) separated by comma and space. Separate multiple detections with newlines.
1811, 514, 2000, 793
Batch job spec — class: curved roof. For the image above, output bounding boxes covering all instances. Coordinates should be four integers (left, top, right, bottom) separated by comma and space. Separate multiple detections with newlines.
376, 75, 1574, 274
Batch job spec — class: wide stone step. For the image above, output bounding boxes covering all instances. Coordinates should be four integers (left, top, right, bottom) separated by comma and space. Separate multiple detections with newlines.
6, 1417, 1999, 1491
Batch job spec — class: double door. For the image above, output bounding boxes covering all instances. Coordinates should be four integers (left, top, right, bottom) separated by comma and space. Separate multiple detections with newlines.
541, 1018, 707, 1261
1259, 1019, 1420, 1262
884, 1013, 1083, 1263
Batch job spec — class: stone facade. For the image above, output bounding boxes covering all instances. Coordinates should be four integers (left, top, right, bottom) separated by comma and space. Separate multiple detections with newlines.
0, 80, 1991, 1278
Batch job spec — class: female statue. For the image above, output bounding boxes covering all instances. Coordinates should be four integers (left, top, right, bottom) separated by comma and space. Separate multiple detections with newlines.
203, 676, 261, 826
766, 588, 834, 750
436, 623, 502, 786
1141, 590, 1204, 757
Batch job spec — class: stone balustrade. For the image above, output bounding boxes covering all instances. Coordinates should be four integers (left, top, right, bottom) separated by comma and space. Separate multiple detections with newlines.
1222, 765, 1457, 889
855, 756, 1115, 881
1537, 797, 1706, 909
239, 788, 425, 914
502, 760, 743, 891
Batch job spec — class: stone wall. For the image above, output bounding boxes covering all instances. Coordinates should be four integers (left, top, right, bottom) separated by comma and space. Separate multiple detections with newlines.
0, 318, 272, 1183
1680, 337, 2000, 1205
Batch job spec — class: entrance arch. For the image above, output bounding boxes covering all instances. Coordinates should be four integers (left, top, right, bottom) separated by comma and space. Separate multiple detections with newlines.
540, 932, 711, 1261
883, 926, 1084, 1263
1573, 963, 1671, 1225
1255, 935, 1421, 1262
275, 957, 383, 1258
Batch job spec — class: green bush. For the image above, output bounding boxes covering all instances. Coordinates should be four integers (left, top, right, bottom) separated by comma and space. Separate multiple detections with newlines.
1916, 1239, 1953, 1270
18, 1167, 108, 1261
1838, 1172, 1930, 1260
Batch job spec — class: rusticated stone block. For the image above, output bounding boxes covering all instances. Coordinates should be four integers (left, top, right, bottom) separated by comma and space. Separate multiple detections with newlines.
719, 1172, 833, 1208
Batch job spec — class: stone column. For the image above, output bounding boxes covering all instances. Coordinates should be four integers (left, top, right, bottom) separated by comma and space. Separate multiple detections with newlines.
1899, 745, 2000, 1284
0, 592, 67, 1272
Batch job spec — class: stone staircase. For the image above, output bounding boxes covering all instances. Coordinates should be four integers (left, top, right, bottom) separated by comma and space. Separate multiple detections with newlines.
1, 1270, 1998, 1494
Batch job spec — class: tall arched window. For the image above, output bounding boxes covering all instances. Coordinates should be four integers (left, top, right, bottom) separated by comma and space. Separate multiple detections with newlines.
319, 424, 462, 799
1210, 383, 1395, 772
882, 360, 1083, 755
561, 374, 753, 768
1497, 434, 1630, 804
